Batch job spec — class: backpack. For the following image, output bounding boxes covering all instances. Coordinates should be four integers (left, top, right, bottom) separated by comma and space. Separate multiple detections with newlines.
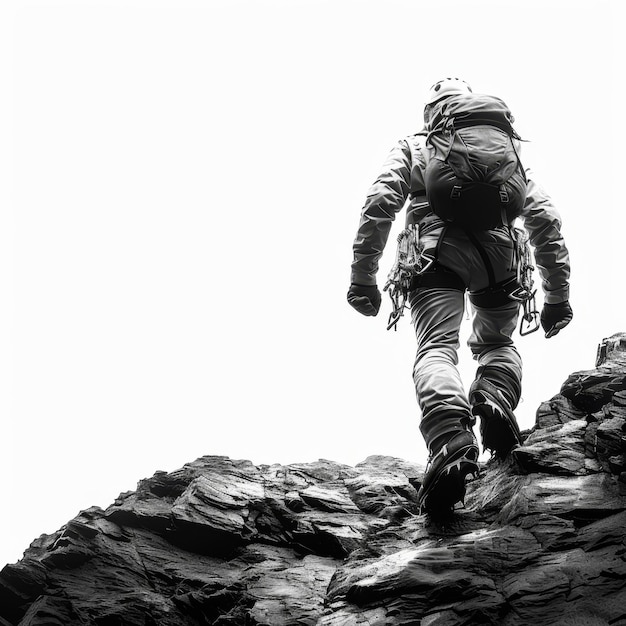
423, 93, 527, 230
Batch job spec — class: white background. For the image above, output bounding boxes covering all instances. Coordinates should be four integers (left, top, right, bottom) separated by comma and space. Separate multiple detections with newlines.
1, 0, 623, 567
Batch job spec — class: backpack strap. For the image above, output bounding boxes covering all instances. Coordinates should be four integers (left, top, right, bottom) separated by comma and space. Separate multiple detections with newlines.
410, 264, 466, 292
406, 132, 428, 197
465, 226, 524, 309
463, 228, 497, 289
450, 113, 518, 138
469, 276, 520, 308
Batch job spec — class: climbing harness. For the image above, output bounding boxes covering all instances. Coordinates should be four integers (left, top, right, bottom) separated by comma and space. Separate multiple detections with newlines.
383, 224, 434, 331
384, 221, 539, 337
466, 225, 539, 337
508, 227, 540, 336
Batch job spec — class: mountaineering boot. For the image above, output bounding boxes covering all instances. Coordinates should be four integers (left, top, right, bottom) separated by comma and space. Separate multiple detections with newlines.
469, 378, 522, 458
417, 429, 479, 515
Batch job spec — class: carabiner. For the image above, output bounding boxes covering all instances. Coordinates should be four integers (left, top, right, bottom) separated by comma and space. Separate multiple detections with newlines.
386, 288, 408, 331
519, 291, 540, 336
519, 310, 540, 336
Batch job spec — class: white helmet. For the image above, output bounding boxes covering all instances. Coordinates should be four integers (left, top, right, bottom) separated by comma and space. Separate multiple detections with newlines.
425, 77, 472, 105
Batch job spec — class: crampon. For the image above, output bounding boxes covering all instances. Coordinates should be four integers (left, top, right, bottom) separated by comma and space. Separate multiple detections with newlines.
470, 380, 522, 459
417, 430, 479, 516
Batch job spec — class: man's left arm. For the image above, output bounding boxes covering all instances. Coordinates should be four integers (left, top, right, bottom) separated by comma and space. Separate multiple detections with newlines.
348, 140, 412, 316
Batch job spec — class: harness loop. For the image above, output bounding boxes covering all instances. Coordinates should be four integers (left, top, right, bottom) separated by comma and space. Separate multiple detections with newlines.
383, 224, 435, 330
511, 227, 540, 336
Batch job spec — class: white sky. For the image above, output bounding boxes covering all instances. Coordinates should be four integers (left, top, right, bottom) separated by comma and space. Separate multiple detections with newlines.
1, 0, 623, 567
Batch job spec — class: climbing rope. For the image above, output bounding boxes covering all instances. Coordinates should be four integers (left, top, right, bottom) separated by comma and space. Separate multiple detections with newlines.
383, 224, 434, 331
509, 227, 540, 336
384, 223, 539, 336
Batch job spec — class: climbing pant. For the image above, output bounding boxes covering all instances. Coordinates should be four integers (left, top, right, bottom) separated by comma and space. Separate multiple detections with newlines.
409, 224, 523, 453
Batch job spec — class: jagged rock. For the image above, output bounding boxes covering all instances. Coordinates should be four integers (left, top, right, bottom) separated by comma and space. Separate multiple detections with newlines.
2, 335, 626, 625
512, 419, 588, 475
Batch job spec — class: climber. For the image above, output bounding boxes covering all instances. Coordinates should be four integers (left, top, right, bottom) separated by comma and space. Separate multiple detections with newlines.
347, 78, 572, 515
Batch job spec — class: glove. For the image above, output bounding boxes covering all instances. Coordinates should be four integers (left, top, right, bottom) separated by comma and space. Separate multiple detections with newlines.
347, 283, 381, 317
541, 301, 573, 338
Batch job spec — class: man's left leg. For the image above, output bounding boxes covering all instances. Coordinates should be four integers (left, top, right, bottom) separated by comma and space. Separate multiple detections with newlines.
410, 286, 479, 513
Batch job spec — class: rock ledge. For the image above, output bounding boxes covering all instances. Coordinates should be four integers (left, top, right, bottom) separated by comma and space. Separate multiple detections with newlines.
1, 335, 626, 625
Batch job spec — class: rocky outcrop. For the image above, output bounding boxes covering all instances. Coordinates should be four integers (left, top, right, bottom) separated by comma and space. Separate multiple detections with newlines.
1, 335, 626, 625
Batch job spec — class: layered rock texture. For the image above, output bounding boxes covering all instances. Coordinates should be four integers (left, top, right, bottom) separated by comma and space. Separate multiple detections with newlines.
2, 335, 626, 625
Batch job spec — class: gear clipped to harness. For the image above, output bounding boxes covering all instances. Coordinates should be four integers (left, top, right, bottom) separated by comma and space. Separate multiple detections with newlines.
510, 227, 540, 336
384, 224, 434, 331
385, 223, 540, 337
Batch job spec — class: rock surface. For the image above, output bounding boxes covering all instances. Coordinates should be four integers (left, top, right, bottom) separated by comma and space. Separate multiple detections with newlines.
2, 335, 626, 625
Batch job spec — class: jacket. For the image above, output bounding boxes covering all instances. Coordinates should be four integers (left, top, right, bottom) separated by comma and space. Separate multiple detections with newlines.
350, 132, 571, 305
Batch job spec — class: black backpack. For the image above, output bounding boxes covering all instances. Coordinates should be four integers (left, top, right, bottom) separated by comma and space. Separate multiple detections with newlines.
423, 93, 527, 230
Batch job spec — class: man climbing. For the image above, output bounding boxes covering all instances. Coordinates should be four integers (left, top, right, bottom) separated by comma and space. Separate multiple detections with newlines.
347, 78, 572, 515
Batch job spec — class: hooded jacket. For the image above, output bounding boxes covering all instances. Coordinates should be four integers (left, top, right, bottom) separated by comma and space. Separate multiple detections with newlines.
350, 132, 571, 305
